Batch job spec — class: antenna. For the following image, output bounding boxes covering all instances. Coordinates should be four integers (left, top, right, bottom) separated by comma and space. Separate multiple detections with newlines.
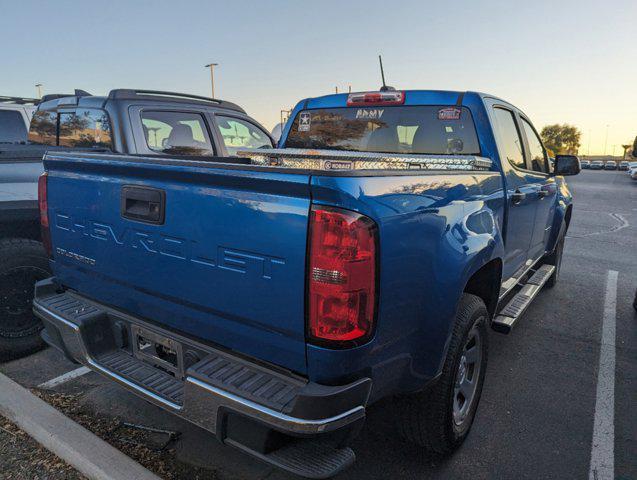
378, 55, 395, 91
379, 55, 386, 89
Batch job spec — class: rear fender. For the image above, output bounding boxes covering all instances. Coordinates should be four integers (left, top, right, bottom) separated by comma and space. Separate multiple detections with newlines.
307, 173, 505, 399
434, 213, 503, 376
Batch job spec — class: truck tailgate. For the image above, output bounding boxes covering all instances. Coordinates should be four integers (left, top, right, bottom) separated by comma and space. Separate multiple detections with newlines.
44, 153, 310, 374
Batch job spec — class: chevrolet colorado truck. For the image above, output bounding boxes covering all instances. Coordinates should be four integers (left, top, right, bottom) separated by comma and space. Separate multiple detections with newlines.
1, 89, 271, 359
33, 89, 580, 478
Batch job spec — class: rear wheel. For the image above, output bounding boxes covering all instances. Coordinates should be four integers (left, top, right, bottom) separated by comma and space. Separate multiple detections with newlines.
398, 294, 488, 454
0, 239, 51, 361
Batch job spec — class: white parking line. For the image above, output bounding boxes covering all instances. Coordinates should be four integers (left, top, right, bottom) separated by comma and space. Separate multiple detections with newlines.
588, 269, 618, 480
38, 366, 91, 389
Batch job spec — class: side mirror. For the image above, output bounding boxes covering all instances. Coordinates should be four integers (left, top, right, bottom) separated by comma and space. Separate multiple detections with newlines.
554, 154, 581, 176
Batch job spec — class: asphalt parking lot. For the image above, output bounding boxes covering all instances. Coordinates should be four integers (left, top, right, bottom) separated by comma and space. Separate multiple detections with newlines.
1, 170, 636, 480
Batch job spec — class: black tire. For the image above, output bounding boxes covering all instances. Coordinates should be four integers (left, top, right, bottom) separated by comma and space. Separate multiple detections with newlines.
0, 238, 51, 361
398, 294, 488, 455
544, 234, 565, 288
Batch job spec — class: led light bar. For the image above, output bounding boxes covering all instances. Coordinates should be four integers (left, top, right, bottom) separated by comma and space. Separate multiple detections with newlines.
238, 148, 492, 172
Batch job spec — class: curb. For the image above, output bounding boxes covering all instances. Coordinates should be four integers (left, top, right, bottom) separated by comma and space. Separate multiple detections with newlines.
0, 371, 161, 480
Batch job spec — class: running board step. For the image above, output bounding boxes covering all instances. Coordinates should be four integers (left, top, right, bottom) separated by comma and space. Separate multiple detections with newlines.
225, 438, 355, 479
492, 264, 555, 334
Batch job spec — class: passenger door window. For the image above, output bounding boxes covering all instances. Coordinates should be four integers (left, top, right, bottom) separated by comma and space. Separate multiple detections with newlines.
520, 118, 548, 173
58, 109, 112, 149
141, 111, 214, 156
216, 116, 272, 155
493, 108, 526, 170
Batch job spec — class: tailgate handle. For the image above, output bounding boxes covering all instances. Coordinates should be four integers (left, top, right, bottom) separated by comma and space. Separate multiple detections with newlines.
121, 186, 165, 224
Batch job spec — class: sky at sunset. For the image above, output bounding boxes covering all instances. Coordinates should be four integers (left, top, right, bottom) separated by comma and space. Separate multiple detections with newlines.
2, 0, 635, 155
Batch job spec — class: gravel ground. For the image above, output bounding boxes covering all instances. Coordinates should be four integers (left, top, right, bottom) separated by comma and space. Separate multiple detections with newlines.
0, 418, 84, 480
30, 390, 218, 480
0, 388, 220, 480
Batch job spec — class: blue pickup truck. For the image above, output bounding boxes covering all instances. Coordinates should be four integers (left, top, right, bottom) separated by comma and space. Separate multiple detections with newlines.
33, 89, 580, 478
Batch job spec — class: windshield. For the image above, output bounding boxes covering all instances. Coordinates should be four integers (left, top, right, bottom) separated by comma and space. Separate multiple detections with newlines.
285, 106, 480, 155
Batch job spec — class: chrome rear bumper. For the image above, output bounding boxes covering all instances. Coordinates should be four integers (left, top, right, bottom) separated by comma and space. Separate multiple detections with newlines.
33, 278, 370, 439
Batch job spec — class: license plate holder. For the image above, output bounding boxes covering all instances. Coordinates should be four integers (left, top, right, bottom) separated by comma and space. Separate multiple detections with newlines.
131, 325, 184, 378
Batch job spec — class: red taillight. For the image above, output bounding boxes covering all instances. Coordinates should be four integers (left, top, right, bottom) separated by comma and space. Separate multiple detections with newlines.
308, 206, 378, 346
346, 91, 405, 106
38, 173, 52, 258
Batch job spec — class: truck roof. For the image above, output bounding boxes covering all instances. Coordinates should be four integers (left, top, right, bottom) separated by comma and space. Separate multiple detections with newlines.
36, 89, 246, 114
298, 89, 517, 111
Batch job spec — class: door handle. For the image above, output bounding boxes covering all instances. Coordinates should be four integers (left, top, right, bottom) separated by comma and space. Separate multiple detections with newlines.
121, 186, 165, 224
538, 189, 550, 198
511, 190, 526, 205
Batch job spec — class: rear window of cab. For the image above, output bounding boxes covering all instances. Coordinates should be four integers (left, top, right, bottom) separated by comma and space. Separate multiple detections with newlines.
285, 106, 480, 155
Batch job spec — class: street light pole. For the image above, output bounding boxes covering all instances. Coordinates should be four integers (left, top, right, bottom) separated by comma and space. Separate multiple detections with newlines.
35, 83, 43, 98
204, 63, 219, 98
603, 125, 609, 156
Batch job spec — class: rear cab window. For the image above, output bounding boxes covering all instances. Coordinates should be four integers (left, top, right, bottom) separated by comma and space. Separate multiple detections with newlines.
140, 111, 214, 156
28, 108, 113, 149
29, 110, 58, 145
285, 106, 480, 155
58, 109, 113, 149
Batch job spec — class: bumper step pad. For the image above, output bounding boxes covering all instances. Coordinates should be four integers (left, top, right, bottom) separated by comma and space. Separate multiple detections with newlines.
189, 355, 303, 412
492, 264, 555, 334
37, 292, 101, 322
96, 351, 185, 407
226, 438, 355, 479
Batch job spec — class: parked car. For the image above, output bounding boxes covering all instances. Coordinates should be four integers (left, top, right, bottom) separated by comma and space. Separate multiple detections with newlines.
0, 89, 271, 361
580, 160, 590, 169
590, 160, 604, 170
0, 95, 51, 360
629, 166, 637, 180
33, 89, 578, 478
618, 161, 630, 171
604, 161, 617, 170
0, 96, 38, 144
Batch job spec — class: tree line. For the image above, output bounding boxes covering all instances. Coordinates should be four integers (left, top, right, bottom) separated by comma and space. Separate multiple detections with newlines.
540, 124, 635, 158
